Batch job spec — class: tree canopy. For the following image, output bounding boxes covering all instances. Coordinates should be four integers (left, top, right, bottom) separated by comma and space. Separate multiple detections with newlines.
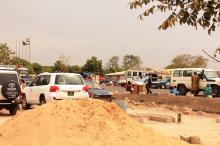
106, 56, 121, 73
165, 54, 208, 68
130, 0, 220, 34
83, 56, 103, 74
0, 43, 14, 64
123, 54, 142, 69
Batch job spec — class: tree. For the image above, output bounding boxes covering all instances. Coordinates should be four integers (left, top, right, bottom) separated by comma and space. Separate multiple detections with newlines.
106, 56, 121, 73
165, 54, 208, 69
0, 43, 14, 64
123, 55, 142, 69
32, 63, 42, 75
10, 56, 34, 74
53, 60, 69, 72
69, 65, 82, 73
130, 0, 220, 34
83, 56, 103, 74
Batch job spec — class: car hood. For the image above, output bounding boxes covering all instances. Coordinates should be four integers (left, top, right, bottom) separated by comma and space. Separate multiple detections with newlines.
89, 89, 112, 95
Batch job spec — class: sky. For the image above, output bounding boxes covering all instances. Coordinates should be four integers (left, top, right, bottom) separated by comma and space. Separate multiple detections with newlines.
0, 0, 220, 69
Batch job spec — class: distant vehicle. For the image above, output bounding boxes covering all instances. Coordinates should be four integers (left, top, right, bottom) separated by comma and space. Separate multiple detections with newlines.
0, 70, 21, 115
21, 72, 89, 109
171, 68, 220, 96
159, 77, 171, 89
85, 80, 113, 101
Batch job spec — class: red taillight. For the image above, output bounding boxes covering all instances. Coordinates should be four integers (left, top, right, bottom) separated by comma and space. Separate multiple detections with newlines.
50, 86, 60, 92
19, 91, 23, 97
83, 86, 89, 92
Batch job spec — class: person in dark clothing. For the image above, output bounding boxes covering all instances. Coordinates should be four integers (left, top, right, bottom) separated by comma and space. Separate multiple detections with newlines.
145, 74, 152, 95
125, 81, 134, 93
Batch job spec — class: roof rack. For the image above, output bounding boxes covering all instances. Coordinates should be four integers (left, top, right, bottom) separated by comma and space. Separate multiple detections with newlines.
0, 65, 16, 71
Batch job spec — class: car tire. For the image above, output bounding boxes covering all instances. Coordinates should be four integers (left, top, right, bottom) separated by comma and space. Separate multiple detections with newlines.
9, 105, 18, 115
39, 95, 46, 105
177, 84, 187, 95
21, 95, 30, 110
212, 85, 219, 97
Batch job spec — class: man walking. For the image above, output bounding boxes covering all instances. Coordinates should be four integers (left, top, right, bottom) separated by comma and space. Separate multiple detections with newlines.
145, 74, 152, 95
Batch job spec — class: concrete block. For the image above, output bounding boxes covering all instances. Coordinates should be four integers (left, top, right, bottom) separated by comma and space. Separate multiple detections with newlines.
216, 118, 220, 123
149, 115, 175, 123
182, 111, 191, 115
180, 136, 201, 144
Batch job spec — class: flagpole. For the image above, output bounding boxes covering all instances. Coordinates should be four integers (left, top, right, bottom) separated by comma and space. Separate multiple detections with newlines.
22, 43, 23, 60
15, 41, 17, 56
29, 44, 30, 62
19, 41, 21, 58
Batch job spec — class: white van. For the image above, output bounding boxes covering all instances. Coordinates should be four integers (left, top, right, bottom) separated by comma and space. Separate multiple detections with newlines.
171, 68, 220, 96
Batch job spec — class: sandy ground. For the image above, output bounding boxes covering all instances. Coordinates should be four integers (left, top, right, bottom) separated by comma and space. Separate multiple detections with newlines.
126, 106, 220, 146
0, 99, 192, 146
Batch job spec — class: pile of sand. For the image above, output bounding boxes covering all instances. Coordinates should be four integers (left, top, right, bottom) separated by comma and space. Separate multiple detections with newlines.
0, 99, 190, 146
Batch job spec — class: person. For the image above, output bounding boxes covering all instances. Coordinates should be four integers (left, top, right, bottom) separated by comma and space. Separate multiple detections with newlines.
172, 86, 179, 96
145, 74, 152, 95
204, 84, 212, 97
125, 81, 134, 93
191, 72, 199, 95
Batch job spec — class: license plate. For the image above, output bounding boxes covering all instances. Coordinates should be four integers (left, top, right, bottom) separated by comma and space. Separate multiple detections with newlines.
68, 91, 74, 96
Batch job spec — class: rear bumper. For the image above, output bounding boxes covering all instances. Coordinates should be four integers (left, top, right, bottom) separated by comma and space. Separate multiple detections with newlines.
0, 99, 20, 109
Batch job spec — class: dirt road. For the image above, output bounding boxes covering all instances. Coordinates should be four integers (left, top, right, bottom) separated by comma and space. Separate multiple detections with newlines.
0, 110, 14, 125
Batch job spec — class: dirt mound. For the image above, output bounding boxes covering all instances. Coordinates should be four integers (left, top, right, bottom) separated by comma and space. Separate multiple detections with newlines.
0, 99, 190, 146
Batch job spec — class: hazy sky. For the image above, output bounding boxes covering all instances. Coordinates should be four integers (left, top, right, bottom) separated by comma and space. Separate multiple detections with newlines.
0, 0, 220, 69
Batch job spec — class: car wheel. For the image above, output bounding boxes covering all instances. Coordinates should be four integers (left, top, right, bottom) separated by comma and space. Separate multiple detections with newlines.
177, 85, 187, 95
39, 96, 46, 105
21, 95, 30, 110
212, 85, 219, 97
9, 105, 18, 115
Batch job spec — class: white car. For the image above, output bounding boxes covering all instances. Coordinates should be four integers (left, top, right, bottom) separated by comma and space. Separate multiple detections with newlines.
21, 72, 89, 109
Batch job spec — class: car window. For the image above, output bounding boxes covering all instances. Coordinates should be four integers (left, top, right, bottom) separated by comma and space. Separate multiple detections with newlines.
31, 76, 40, 86
127, 71, 132, 76
55, 74, 84, 85
173, 70, 182, 77
38, 75, 51, 86
133, 72, 137, 77
183, 70, 193, 77
87, 81, 102, 89
0, 74, 18, 85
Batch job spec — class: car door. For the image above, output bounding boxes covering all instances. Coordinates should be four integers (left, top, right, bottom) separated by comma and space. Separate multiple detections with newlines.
26, 76, 40, 104
33, 75, 51, 103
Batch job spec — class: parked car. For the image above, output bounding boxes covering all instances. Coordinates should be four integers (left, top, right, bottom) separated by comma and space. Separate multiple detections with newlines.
171, 68, 220, 96
0, 70, 21, 115
21, 72, 89, 109
159, 77, 171, 89
85, 80, 113, 101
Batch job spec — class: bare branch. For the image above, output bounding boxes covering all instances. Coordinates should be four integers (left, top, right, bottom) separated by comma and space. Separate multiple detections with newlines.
201, 49, 220, 62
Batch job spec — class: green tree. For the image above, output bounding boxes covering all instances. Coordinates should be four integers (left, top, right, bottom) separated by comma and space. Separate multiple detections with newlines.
32, 63, 43, 75
53, 60, 69, 72
69, 65, 82, 73
83, 56, 103, 74
106, 56, 121, 73
166, 54, 208, 69
42, 66, 53, 73
0, 43, 14, 64
10, 56, 34, 74
123, 55, 142, 69
130, 0, 220, 34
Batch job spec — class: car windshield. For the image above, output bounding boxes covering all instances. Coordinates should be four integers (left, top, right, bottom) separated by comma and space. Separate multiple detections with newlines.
87, 81, 102, 89
204, 71, 219, 78
0, 74, 18, 85
161, 77, 170, 82
55, 74, 84, 85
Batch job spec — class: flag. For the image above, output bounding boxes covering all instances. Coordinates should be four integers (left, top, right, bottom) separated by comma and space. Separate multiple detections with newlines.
22, 37, 30, 46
